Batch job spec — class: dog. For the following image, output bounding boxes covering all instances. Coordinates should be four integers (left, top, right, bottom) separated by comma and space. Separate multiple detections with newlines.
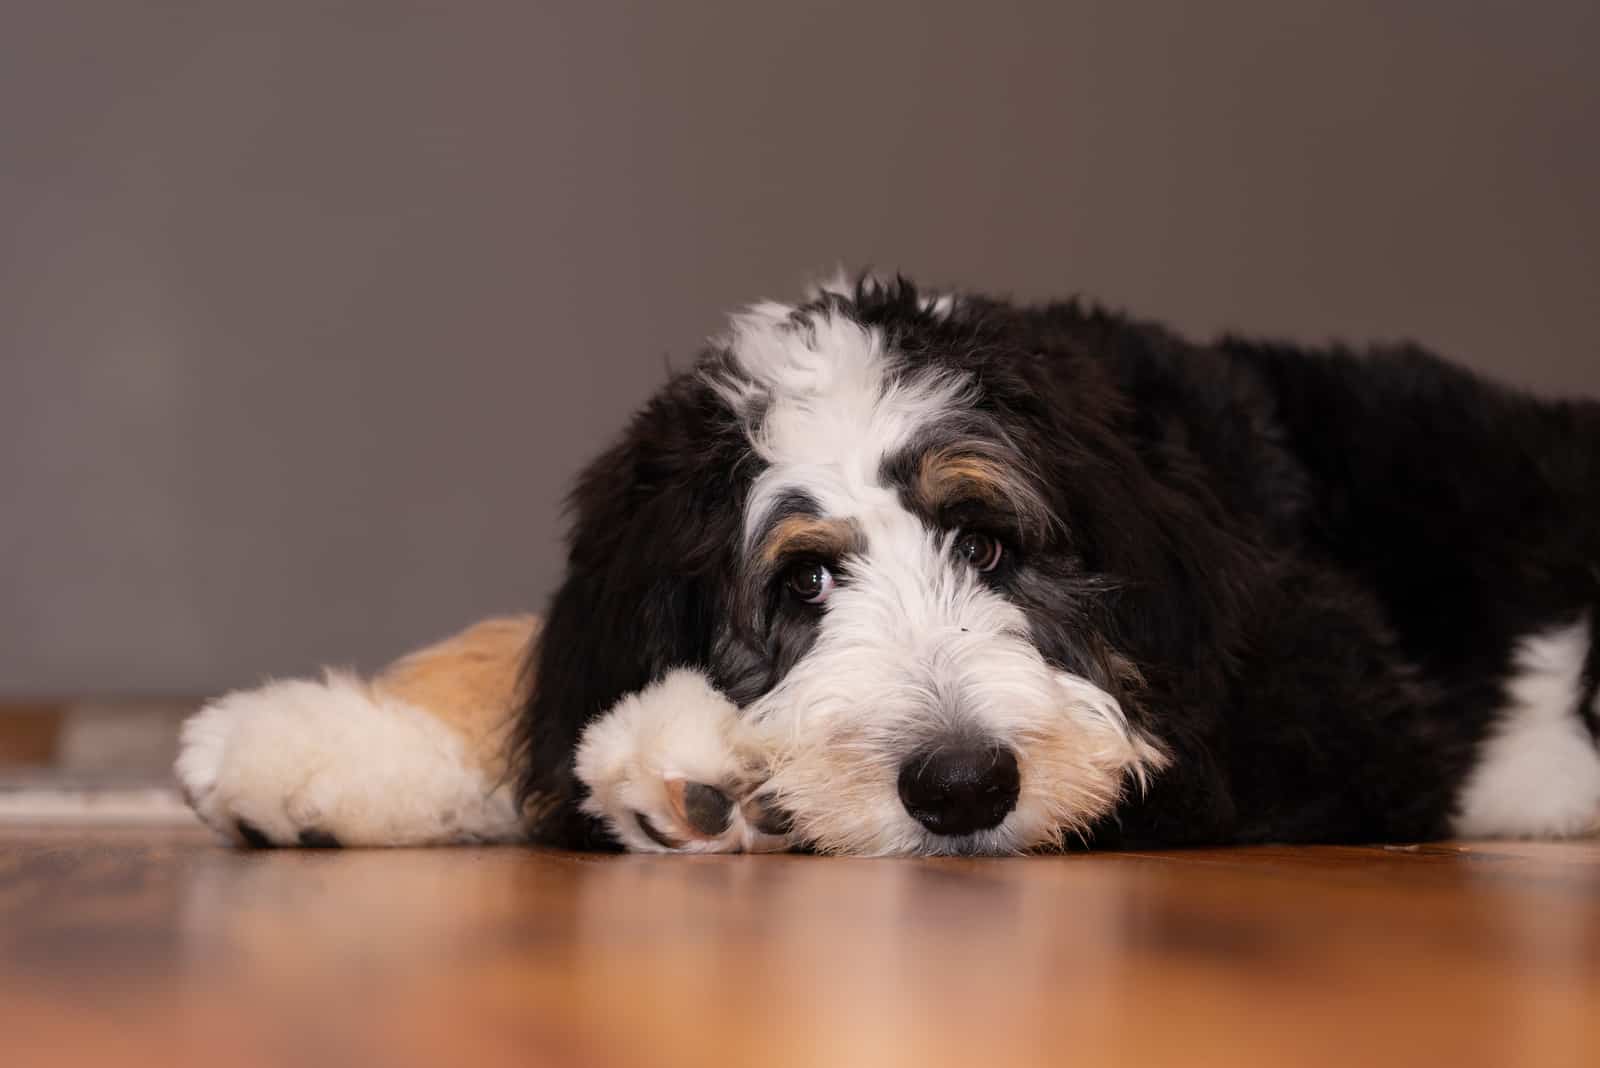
177, 273, 1600, 855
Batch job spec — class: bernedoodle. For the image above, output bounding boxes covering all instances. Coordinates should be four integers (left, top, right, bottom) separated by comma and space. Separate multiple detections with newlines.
177, 274, 1600, 855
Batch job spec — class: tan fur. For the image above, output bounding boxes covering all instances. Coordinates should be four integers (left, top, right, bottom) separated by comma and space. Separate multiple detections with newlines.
371, 615, 541, 785
761, 515, 864, 564
918, 450, 1013, 509
916, 448, 1052, 537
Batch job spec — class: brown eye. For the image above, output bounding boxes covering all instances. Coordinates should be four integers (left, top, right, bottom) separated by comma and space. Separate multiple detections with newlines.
955, 531, 1003, 573
784, 559, 835, 604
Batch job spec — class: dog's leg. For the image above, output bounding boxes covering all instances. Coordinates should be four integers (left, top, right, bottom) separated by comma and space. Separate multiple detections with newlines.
575, 670, 792, 853
176, 616, 538, 847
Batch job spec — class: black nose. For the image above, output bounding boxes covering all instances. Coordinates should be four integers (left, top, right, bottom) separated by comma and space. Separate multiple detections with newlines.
897, 743, 1020, 836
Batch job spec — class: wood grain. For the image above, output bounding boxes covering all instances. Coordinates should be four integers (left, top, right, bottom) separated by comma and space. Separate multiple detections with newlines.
1, 827, 1597, 1067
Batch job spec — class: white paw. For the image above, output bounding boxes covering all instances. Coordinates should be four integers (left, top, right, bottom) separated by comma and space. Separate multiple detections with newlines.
176, 672, 521, 847
575, 669, 792, 853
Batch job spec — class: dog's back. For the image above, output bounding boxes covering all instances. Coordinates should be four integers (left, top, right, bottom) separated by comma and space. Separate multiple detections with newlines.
1228, 337, 1599, 676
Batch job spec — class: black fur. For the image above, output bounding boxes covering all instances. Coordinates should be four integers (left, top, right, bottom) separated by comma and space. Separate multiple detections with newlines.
514, 366, 752, 849
515, 277, 1599, 850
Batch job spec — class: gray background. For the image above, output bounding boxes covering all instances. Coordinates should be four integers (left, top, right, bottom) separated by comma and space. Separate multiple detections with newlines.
3, 1, 1597, 696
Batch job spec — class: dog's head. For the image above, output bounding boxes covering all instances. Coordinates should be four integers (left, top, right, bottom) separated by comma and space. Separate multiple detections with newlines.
519, 276, 1247, 854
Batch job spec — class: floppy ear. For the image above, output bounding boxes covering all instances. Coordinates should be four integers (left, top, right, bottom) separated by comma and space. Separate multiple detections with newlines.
989, 348, 1258, 677
514, 370, 747, 848
516, 559, 719, 847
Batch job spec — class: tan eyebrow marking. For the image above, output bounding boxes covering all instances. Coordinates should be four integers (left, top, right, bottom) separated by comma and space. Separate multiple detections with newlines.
917, 450, 1014, 508
760, 516, 864, 565
915, 447, 1051, 536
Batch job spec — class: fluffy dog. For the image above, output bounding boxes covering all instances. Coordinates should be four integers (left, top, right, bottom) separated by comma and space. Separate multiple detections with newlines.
178, 274, 1600, 855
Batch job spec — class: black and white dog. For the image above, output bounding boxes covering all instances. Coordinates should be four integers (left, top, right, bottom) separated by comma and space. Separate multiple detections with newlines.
178, 274, 1600, 855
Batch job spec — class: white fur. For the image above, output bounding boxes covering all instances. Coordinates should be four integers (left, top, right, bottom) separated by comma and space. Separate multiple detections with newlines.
1454, 616, 1600, 838
709, 300, 974, 549
672, 292, 1165, 855
177, 672, 522, 846
575, 670, 788, 853
747, 515, 1164, 856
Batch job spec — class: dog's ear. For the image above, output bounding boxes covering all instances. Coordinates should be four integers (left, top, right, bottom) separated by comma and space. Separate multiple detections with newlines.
995, 350, 1258, 679
514, 370, 746, 848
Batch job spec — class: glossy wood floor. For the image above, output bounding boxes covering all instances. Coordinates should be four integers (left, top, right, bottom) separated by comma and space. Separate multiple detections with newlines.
2, 827, 1598, 1068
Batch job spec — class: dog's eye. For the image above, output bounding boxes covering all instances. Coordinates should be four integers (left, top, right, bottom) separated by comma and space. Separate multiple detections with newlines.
955, 531, 1004, 573
784, 560, 835, 604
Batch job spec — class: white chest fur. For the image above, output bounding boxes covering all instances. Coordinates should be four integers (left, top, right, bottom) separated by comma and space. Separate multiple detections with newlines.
1454, 616, 1600, 838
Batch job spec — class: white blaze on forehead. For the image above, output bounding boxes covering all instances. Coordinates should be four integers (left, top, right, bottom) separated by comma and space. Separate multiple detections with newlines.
707, 301, 973, 544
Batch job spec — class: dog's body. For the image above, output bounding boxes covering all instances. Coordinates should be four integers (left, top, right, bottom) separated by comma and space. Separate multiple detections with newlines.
178, 276, 1600, 855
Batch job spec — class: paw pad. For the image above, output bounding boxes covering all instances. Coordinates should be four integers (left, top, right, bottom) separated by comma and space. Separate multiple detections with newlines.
236, 820, 275, 849
674, 781, 735, 836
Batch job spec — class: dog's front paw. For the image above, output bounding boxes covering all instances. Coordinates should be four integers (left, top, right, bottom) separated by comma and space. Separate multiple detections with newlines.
575, 670, 792, 853
176, 672, 521, 848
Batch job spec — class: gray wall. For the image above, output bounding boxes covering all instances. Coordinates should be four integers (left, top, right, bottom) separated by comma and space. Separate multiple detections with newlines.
3, 1, 1597, 696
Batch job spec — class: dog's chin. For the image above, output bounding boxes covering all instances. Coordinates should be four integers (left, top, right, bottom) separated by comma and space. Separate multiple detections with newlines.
779, 798, 1094, 857
782, 789, 1103, 858
898, 825, 1046, 858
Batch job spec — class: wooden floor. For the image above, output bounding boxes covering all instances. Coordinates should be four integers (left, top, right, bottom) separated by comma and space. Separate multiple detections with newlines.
2, 827, 1598, 1067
